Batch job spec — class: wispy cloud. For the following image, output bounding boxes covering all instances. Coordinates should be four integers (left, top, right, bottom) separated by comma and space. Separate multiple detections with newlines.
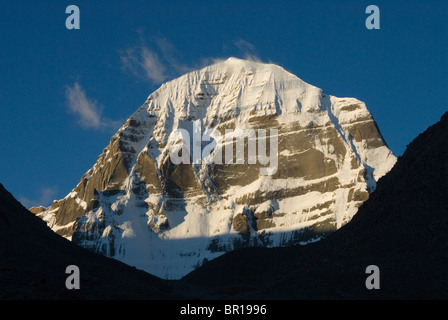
196, 38, 263, 68
234, 38, 262, 62
234, 39, 256, 53
19, 186, 58, 209
65, 82, 121, 130
121, 46, 168, 84
120, 36, 192, 85
153, 37, 192, 75
65, 82, 102, 128
120, 35, 266, 85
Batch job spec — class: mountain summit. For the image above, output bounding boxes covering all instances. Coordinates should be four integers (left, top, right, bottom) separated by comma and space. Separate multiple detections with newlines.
31, 58, 396, 279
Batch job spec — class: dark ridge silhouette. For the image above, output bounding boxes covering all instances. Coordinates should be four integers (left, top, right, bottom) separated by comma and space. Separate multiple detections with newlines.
183, 111, 448, 299
0, 183, 190, 299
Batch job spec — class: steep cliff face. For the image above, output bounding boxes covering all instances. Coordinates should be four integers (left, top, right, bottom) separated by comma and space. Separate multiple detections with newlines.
31, 58, 396, 279
183, 112, 448, 300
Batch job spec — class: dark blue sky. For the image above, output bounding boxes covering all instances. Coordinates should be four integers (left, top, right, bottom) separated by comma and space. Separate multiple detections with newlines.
1, 0, 447, 207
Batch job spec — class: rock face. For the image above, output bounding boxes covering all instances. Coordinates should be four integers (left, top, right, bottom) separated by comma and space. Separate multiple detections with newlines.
183, 112, 448, 300
31, 58, 396, 279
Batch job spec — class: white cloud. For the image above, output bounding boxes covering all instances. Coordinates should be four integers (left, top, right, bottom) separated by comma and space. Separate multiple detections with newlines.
65, 82, 121, 130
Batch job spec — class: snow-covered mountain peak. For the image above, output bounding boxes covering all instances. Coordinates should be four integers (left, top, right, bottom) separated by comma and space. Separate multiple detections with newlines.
138, 57, 325, 150
32, 58, 396, 279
